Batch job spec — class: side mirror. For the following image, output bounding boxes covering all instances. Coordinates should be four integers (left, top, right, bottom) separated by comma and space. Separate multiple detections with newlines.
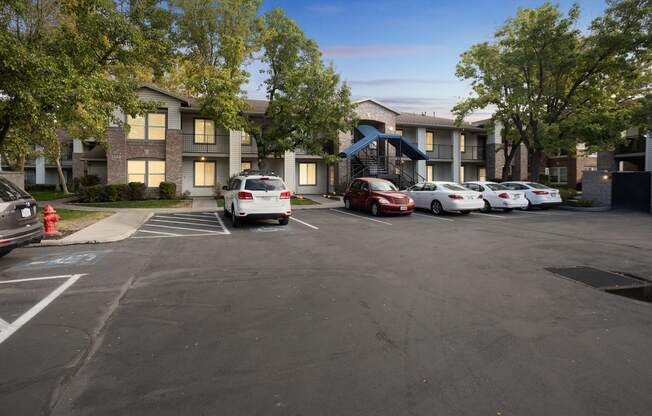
222, 186, 229, 190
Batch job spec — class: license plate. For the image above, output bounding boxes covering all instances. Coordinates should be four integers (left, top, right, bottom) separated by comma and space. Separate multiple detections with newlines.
514, 194, 520, 199
551, 193, 558, 197
259, 196, 275, 201
400, 205, 407, 211
466, 195, 475, 200
21, 207, 31, 218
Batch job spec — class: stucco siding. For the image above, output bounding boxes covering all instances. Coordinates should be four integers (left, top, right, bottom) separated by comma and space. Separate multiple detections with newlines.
182, 157, 229, 197
296, 159, 328, 194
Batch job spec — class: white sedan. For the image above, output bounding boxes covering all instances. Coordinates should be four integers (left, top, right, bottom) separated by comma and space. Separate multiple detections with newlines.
403, 181, 484, 215
463, 181, 528, 212
501, 181, 563, 209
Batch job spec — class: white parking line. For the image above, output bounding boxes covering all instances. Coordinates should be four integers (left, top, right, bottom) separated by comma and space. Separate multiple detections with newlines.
154, 215, 219, 223
290, 217, 319, 230
0, 318, 10, 330
472, 212, 506, 219
413, 212, 454, 222
330, 209, 393, 225
0, 274, 85, 345
133, 233, 225, 239
0, 274, 81, 284
213, 212, 231, 235
174, 213, 218, 219
135, 229, 181, 236
150, 219, 223, 228
143, 224, 227, 233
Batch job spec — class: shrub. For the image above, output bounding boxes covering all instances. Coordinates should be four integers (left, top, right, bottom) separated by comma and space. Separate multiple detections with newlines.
213, 183, 223, 200
79, 174, 100, 187
128, 182, 146, 200
159, 181, 176, 199
78, 185, 105, 202
104, 184, 129, 202
571, 199, 593, 207
26, 184, 56, 192
558, 188, 578, 201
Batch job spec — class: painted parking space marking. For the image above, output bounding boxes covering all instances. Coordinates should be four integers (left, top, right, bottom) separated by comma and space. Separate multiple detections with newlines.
0, 274, 86, 345
132, 212, 229, 238
472, 212, 506, 219
329, 209, 393, 225
7, 251, 111, 272
0, 274, 81, 284
413, 212, 454, 222
290, 217, 319, 230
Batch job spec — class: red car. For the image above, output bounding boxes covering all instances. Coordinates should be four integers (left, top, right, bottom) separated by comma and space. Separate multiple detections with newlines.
343, 177, 415, 216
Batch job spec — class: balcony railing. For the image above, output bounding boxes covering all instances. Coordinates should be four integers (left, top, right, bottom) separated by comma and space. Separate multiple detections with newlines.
426, 144, 453, 159
241, 139, 258, 154
183, 133, 229, 153
461, 145, 485, 160
615, 138, 646, 155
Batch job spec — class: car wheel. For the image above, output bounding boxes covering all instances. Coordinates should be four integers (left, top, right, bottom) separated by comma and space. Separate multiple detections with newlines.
481, 200, 491, 213
279, 218, 289, 225
231, 205, 240, 228
460, 210, 471, 215
503, 208, 513, 213
430, 200, 443, 216
223, 203, 231, 217
522, 200, 532, 210
344, 198, 352, 210
371, 202, 380, 216
0, 249, 11, 258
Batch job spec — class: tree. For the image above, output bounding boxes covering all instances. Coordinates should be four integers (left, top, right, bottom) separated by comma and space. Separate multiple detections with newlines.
255, 8, 357, 166
0, 0, 175, 191
454, 0, 652, 180
173, 0, 262, 131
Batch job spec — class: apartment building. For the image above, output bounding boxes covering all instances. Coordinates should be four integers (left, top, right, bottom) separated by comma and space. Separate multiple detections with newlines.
25, 85, 492, 194
598, 127, 652, 172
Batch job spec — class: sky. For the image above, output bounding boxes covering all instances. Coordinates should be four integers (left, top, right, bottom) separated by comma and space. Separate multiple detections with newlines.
244, 0, 609, 121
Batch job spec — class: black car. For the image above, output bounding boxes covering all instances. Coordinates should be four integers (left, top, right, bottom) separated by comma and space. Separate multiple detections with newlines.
0, 178, 43, 257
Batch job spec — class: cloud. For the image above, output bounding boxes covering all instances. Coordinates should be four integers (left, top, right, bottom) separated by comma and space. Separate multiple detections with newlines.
321, 45, 436, 58
345, 78, 459, 86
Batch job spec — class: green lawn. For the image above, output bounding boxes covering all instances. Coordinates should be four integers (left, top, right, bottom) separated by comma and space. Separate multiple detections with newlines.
30, 191, 74, 201
75, 199, 192, 209
291, 197, 319, 206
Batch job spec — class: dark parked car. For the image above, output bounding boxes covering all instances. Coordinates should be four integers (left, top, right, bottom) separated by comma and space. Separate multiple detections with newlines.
0, 178, 43, 257
343, 177, 415, 216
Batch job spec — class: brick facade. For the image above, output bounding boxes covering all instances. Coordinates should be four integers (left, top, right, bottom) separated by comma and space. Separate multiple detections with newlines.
165, 129, 183, 194
107, 127, 127, 184
485, 143, 504, 181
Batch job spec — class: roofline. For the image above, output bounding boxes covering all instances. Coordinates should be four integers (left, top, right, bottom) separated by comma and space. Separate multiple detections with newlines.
395, 120, 485, 132
138, 83, 190, 106
354, 98, 401, 115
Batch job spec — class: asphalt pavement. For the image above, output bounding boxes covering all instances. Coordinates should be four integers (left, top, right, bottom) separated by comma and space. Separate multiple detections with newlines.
1, 208, 652, 416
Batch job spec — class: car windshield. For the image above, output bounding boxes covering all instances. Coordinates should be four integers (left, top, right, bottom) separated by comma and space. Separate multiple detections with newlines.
442, 183, 468, 191
526, 182, 550, 190
370, 181, 397, 191
0, 178, 30, 202
486, 183, 508, 191
244, 178, 285, 191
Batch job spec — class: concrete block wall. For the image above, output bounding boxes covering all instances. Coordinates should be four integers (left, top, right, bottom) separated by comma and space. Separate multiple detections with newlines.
582, 171, 611, 207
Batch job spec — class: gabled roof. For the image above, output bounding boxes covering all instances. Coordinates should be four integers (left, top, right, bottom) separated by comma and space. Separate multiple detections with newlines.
396, 113, 484, 132
139, 83, 191, 106
354, 98, 401, 115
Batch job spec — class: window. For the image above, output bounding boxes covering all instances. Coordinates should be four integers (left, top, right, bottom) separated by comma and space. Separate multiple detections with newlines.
241, 132, 252, 146
0, 178, 30, 202
426, 131, 434, 151
426, 165, 434, 181
549, 167, 568, 184
127, 112, 166, 140
244, 178, 285, 191
298, 163, 317, 186
460, 166, 465, 183
443, 183, 468, 191
395, 129, 403, 136
460, 133, 466, 152
194, 119, 215, 144
241, 161, 252, 171
370, 181, 397, 191
583, 166, 597, 172
349, 180, 362, 191
194, 161, 215, 187
464, 183, 480, 192
409, 184, 424, 192
127, 160, 165, 187
479, 167, 486, 182
423, 183, 436, 191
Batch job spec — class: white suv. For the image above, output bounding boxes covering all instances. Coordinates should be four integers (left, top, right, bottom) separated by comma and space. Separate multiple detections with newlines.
223, 172, 292, 227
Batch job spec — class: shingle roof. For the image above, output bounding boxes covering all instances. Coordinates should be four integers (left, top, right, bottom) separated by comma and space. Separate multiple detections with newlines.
396, 113, 484, 132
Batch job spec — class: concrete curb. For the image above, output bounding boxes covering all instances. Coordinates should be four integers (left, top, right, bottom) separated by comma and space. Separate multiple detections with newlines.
556, 205, 611, 212
36, 212, 154, 246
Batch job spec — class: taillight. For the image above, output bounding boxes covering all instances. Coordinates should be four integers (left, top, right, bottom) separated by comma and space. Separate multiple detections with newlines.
448, 194, 464, 200
532, 190, 549, 195
477, 193, 483, 199
498, 192, 510, 199
237, 191, 253, 200
280, 191, 291, 199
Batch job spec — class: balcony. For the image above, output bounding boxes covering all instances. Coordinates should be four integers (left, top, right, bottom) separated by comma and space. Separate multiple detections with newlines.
615, 138, 646, 155
426, 144, 453, 160
461, 145, 485, 161
241, 139, 258, 154
183, 133, 229, 154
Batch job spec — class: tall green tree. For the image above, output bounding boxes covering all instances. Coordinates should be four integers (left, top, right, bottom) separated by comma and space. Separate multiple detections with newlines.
454, 0, 652, 180
173, 0, 262, 131
255, 8, 356, 166
0, 0, 174, 192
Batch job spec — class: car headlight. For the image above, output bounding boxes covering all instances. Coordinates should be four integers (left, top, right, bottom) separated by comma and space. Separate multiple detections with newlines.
378, 198, 390, 204
408, 197, 414, 204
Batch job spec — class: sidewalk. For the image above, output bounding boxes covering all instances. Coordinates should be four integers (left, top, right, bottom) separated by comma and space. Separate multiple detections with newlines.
40, 211, 152, 246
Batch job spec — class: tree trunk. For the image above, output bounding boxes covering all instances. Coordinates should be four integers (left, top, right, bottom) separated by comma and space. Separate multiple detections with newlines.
16, 154, 26, 172
0, 119, 10, 149
258, 157, 266, 172
55, 158, 70, 194
528, 148, 543, 182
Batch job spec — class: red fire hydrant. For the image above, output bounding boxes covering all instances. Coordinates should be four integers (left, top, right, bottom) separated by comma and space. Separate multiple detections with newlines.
43, 205, 61, 236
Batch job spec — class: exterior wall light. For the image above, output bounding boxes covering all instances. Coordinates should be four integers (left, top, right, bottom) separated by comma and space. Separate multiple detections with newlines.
200, 156, 206, 161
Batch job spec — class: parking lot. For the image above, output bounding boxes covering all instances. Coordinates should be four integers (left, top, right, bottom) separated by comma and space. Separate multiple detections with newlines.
1, 207, 652, 416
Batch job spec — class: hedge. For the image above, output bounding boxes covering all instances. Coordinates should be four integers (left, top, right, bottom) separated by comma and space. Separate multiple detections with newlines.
26, 184, 57, 192
159, 182, 176, 200
78, 182, 147, 203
